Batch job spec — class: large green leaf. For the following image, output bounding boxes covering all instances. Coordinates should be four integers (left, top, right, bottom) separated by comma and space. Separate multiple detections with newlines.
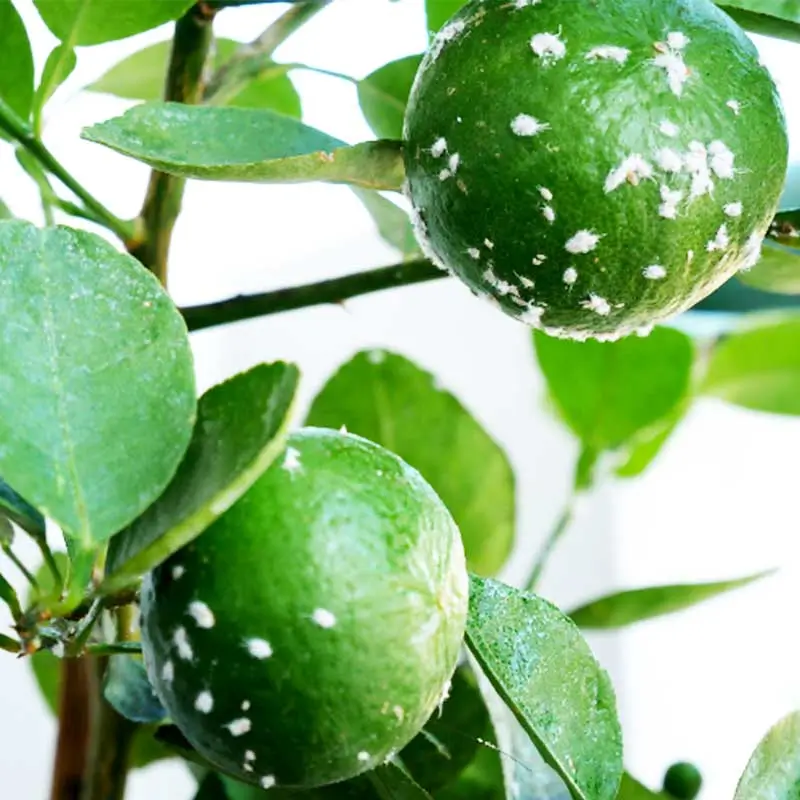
89, 39, 301, 118
350, 189, 419, 258
717, 1, 800, 39
103, 362, 299, 593
0, 476, 45, 539
358, 55, 421, 140
702, 316, 800, 415
616, 773, 666, 799
103, 654, 167, 724
82, 103, 404, 190
33, 0, 194, 46
735, 711, 800, 800
426, 0, 467, 34
0, 0, 35, 120
400, 665, 490, 792
533, 328, 694, 452
568, 572, 769, 629
465, 575, 623, 800
306, 351, 514, 576
33, 45, 78, 128
0, 221, 196, 552
614, 401, 688, 479
738, 239, 800, 295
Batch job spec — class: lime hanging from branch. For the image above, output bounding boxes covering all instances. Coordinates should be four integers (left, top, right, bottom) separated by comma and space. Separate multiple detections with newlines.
139, 428, 468, 790
403, 0, 788, 340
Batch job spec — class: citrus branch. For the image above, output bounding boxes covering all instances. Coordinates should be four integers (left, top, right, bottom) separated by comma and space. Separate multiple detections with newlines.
0, 99, 134, 241
203, 0, 331, 105
181, 259, 445, 331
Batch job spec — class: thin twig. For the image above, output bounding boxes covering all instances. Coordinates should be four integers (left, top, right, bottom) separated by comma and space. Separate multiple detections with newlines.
0, 99, 134, 242
85, 641, 142, 657
204, 1, 331, 105
182, 259, 445, 332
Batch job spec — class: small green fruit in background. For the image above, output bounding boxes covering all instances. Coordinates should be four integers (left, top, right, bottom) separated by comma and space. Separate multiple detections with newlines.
140, 428, 468, 789
663, 761, 703, 799
403, 0, 788, 341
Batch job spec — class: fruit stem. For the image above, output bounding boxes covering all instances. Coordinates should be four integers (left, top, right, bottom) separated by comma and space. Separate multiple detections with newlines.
181, 258, 445, 331
126, 3, 217, 283
203, 0, 332, 105
526, 447, 598, 591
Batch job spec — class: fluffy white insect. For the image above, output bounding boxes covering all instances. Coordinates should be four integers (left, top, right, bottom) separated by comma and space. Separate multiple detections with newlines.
605, 154, 653, 192
585, 46, 630, 63
563, 267, 578, 285
724, 202, 743, 217
580, 294, 611, 315
642, 265, 667, 280
530, 32, 566, 62
510, 114, 550, 136
565, 230, 602, 254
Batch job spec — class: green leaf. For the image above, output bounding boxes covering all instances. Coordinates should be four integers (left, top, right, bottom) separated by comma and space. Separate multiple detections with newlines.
0, 0, 35, 120
568, 572, 770, 629
616, 773, 666, 799
0, 220, 196, 552
465, 575, 623, 800
702, 316, 800, 415
195, 773, 228, 800
0, 572, 22, 618
426, 0, 467, 34
30, 650, 60, 714
306, 351, 514, 576
435, 741, 505, 800
716, 2, 800, 43
350, 189, 419, 258
0, 476, 46, 539
400, 665, 489, 792
103, 362, 299, 593
533, 327, 694, 452
89, 39, 301, 118
0, 199, 12, 219
33, 44, 78, 127
614, 401, 688, 479
358, 55, 421, 140
735, 710, 800, 800
0, 515, 13, 546
82, 103, 404, 190
33, 0, 195, 46
103, 654, 167, 724
737, 239, 800, 295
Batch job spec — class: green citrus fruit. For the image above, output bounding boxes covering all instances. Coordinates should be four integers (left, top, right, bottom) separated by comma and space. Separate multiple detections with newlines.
663, 761, 703, 800
140, 427, 468, 790
403, 0, 788, 341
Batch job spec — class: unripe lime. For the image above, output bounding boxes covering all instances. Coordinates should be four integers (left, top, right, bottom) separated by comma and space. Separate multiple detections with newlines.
403, 0, 788, 341
140, 428, 468, 789
663, 761, 702, 799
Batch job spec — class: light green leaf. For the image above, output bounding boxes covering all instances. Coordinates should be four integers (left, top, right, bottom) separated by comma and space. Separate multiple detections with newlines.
358, 55, 421, 140
735, 711, 800, 800
533, 327, 694, 452
103, 655, 167, 724
426, 0, 467, 34
0, 220, 196, 552
616, 773, 666, 799
568, 572, 770, 629
30, 650, 60, 714
466, 575, 623, 800
33, 44, 78, 127
614, 401, 687, 479
0, 476, 46, 539
89, 39, 301, 118
702, 316, 800, 415
82, 103, 404, 190
0, 0, 35, 120
737, 235, 800, 296
103, 362, 299, 593
0, 572, 22, 618
0, 199, 11, 219
717, 2, 800, 43
33, 0, 194, 46
350, 189, 419, 258
306, 351, 514, 576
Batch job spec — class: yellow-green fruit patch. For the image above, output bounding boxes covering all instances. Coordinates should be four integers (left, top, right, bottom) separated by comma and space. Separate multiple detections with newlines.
403, 0, 788, 340
140, 428, 468, 790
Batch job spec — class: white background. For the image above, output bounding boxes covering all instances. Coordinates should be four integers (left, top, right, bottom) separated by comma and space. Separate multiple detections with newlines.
1, 1, 799, 797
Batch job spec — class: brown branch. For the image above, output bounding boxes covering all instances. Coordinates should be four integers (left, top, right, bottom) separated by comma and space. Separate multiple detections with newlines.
50, 658, 98, 800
